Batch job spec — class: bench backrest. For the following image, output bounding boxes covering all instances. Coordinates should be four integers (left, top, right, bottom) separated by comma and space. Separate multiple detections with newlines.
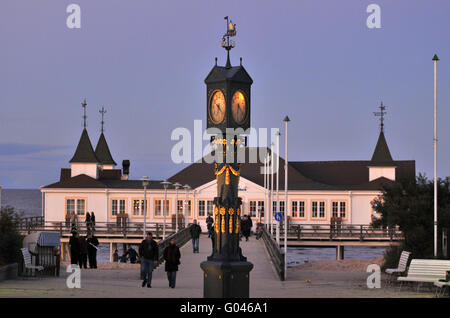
397, 251, 411, 271
406, 259, 450, 279
21, 248, 33, 267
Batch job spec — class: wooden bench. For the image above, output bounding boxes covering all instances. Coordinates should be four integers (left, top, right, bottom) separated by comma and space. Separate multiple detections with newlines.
21, 248, 44, 277
385, 251, 411, 284
397, 259, 450, 291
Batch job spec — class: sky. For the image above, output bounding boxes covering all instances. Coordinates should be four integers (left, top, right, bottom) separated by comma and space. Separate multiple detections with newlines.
0, 0, 449, 189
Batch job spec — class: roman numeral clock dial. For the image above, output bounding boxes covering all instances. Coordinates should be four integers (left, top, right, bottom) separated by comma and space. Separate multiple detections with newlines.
231, 91, 247, 124
209, 90, 226, 124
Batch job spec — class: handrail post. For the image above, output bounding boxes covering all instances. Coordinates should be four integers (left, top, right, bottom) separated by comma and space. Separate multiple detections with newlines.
60, 222, 62, 236
360, 225, 363, 241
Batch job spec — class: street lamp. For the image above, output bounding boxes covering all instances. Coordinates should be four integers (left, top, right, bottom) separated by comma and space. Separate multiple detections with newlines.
161, 180, 172, 239
173, 182, 182, 232
183, 184, 191, 226
141, 176, 150, 239
283, 115, 290, 279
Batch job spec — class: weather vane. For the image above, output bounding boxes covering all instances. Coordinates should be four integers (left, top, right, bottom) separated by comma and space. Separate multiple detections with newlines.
99, 106, 107, 133
221, 16, 237, 68
373, 101, 387, 132
81, 99, 87, 128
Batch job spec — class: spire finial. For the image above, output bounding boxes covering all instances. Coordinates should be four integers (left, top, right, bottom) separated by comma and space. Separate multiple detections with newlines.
373, 101, 387, 133
81, 99, 87, 128
99, 107, 107, 133
221, 16, 237, 69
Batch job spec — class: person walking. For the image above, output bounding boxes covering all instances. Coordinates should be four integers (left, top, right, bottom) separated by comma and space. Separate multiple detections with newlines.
70, 211, 78, 232
205, 213, 214, 238
126, 246, 138, 264
189, 219, 202, 253
78, 234, 88, 269
241, 215, 251, 241
90, 212, 96, 231
69, 232, 80, 265
87, 232, 99, 268
85, 212, 91, 232
163, 239, 181, 288
113, 249, 119, 262
138, 232, 159, 288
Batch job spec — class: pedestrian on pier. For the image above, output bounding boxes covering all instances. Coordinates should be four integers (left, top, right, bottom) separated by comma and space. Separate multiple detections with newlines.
78, 235, 88, 269
139, 232, 159, 288
70, 211, 78, 232
206, 213, 214, 238
241, 215, 251, 241
189, 219, 202, 253
126, 246, 138, 264
85, 212, 91, 232
87, 232, 99, 268
69, 232, 80, 265
91, 212, 96, 231
163, 239, 181, 288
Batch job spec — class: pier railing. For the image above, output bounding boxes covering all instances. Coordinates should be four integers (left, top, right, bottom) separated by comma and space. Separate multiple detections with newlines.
270, 223, 403, 241
261, 225, 285, 281
16, 216, 180, 239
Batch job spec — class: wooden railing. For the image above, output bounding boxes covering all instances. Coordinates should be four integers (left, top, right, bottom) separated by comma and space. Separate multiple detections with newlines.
270, 224, 403, 241
260, 225, 285, 281
16, 216, 181, 238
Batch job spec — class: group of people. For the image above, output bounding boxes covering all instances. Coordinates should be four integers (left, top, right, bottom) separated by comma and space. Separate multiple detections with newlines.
138, 232, 181, 289
67, 211, 96, 233
113, 246, 138, 264
69, 231, 99, 269
204, 213, 254, 242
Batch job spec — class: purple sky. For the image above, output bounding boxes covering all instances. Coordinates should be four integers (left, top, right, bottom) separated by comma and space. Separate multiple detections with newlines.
1, 0, 449, 189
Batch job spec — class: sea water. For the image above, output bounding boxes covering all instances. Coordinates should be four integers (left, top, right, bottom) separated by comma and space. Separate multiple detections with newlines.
2, 189, 386, 264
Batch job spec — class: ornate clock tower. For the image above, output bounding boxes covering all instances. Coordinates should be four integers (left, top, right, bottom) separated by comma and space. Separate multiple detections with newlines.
200, 17, 254, 298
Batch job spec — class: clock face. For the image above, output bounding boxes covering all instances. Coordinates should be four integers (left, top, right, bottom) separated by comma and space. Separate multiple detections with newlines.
231, 91, 247, 124
209, 90, 226, 124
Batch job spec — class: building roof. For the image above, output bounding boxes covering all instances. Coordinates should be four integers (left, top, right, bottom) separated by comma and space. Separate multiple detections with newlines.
204, 65, 253, 84
370, 131, 394, 166
95, 133, 117, 166
69, 129, 99, 164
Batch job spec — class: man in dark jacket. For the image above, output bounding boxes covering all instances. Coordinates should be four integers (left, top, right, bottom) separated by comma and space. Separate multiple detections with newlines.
205, 214, 214, 238
86, 232, 99, 268
189, 219, 202, 253
138, 232, 159, 288
78, 235, 88, 268
69, 232, 80, 265
241, 215, 251, 241
126, 246, 138, 264
163, 239, 181, 288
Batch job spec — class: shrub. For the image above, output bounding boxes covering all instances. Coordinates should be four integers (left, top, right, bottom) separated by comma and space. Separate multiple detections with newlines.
0, 206, 23, 266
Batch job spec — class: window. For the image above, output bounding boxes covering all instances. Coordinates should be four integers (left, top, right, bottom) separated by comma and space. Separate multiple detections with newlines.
250, 201, 257, 218
112, 199, 126, 216
177, 200, 183, 214
311, 200, 326, 219
291, 201, 305, 218
198, 200, 206, 217
66, 198, 85, 216
332, 201, 346, 218
133, 199, 145, 216
207, 200, 214, 216
249, 201, 265, 218
154, 199, 170, 217
273, 201, 285, 216
185, 200, 192, 217
66, 199, 75, 215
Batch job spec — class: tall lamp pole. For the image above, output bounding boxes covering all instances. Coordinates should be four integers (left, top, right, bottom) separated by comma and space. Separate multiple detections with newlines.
141, 176, 150, 239
433, 54, 439, 258
161, 180, 172, 239
173, 182, 182, 232
276, 131, 280, 244
183, 184, 191, 227
283, 116, 290, 279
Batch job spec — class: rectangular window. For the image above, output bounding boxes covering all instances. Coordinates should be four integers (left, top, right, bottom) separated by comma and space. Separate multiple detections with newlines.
154, 199, 169, 217
133, 199, 145, 216
312, 201, 318, 218
112, 200, 118, 216
332, 201, 346, 219
198, 200, 206, 217
185, 200, 192, 217
292, 201, 298, 217
66, 199, 75, 215
119, 199, 126, 214
76, 199, 85, 216
298, 201, 305, 218
207, 200, 214, 216
177, 200, 183, 214
250, 201, 257, 218
258, 201, 265, 218
319, 201, 325, 218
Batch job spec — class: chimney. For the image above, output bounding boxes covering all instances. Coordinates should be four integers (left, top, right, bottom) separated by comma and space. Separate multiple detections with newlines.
121, 160, 130, 180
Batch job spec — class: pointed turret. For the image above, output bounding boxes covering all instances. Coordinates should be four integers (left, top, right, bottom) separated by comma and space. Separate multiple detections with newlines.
70, 128, 99, 163
95, 133, 117, 167
370, 131, 394, 166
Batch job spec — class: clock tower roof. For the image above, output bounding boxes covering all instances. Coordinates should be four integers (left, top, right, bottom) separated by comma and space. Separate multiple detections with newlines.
205, 64, 253, 85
